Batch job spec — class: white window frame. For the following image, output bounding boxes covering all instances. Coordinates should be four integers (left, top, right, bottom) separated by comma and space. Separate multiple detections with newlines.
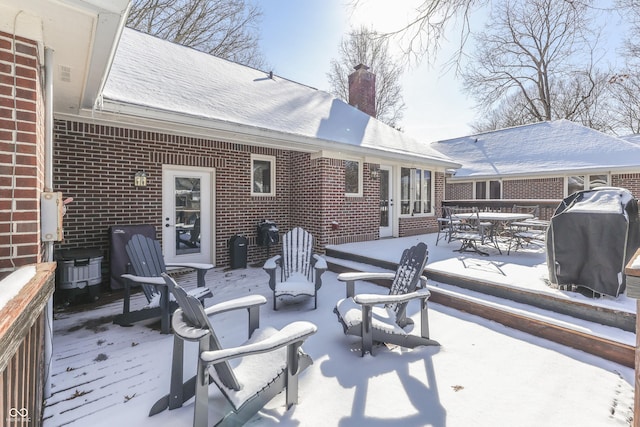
399, 167, 434, 216
565, 174, 609, 196
474, 179, 502, 199
345, 159, 363, 197
251, 154, 276, 197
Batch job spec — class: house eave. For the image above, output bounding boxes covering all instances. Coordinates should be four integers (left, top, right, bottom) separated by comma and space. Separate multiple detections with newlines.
69, 100, 461, 169
448, 166, 640, 182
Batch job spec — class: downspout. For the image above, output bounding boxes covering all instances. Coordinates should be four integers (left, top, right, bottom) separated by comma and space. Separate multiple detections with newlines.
43, 46, 54, 398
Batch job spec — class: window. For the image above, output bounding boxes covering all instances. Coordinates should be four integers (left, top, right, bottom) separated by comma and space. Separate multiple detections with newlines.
567, 174, 608, 195
345, 160, 361, 196
475, 180, 501, 199
251, 154, 275, 196
400, 167, 433, 215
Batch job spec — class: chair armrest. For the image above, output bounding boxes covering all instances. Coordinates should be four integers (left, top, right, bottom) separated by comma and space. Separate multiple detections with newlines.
312, 254, 327, 270
121, 274, 165, 286
337, 272, 396, 298
353, 288, 431, 306
337, 272, 396, 282
418, 276, 428, 288
263, 255, 281, 291
203, 295, 267, 316
263, 255, 281, 271
166, 262, 214, 271
200, 321, 317, 364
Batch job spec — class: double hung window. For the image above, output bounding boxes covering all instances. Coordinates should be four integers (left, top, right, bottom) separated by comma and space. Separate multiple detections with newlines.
345, 160, 362, 196
475, 180, 501, 199
567, 174, 608, 195
251, 154, 275, 196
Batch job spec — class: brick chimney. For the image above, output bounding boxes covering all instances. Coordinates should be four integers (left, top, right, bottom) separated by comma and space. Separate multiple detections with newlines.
348, 64, 376, 117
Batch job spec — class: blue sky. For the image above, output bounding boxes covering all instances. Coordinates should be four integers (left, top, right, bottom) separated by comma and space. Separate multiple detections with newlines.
256, 0, 478, 142
255, 1, 627, 142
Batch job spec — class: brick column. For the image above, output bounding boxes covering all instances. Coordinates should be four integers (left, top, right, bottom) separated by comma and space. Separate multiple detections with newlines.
0, 31, 43, 276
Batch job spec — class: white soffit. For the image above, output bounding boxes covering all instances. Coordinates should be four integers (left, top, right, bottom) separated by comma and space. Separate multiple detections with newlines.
0, 0, 129, 114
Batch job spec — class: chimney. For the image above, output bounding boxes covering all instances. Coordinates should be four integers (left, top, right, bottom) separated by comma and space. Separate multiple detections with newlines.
348, 64, 376, 117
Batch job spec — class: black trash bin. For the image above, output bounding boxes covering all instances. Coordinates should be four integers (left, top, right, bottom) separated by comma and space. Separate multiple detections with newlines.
229, 235, 248, 269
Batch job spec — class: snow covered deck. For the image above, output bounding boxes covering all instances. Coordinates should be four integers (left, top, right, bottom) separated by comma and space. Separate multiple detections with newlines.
43, 233, 635, 426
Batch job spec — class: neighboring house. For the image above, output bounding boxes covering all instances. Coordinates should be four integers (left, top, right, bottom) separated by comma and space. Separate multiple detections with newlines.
431, 120, 640, 206
1, 1, 460, 281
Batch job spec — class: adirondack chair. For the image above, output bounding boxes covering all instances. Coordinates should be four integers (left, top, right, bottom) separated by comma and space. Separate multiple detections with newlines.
263, 227, 327, 310
153, 273, 317, 427
113, 234, 213, 334
334, 242, 439, 356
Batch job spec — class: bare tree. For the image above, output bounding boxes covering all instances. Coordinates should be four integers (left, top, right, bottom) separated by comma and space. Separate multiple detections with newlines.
461, 0, 605, 128
350, 0, 486, 65
328, 26, 406, 128
607, 73, 640, 134
126, 0, 265, 68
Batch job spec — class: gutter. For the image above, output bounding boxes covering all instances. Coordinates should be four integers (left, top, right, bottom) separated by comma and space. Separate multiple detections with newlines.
73, 102, 462, 169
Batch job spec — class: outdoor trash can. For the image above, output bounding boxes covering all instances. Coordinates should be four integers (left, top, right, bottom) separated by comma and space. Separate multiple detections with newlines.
229, 235, 248, 269
55, 247, 103, 305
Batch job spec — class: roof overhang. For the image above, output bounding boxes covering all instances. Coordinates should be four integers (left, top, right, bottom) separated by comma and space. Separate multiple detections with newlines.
0, 0, 130, 114
69, 100, 462, 169
447, 166, 639, 182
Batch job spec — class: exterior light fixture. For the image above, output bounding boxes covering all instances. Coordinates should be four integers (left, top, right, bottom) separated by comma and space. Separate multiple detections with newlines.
134, 171, 148, 187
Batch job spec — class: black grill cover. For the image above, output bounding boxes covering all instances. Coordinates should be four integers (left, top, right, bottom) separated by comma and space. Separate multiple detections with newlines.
546, 187, 640, 297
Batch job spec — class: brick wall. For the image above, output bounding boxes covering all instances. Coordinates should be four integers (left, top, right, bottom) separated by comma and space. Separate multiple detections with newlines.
613, 173, 640, 197
321, 158, 379, 246
0, 31, 43, 278
53, 121, 387, 284
503, 177, 563, 199
53, 121, 297, 269
446, 182, 473, 200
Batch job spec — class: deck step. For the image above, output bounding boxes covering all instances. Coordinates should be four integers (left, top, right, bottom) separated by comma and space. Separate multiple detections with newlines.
326, 254, 635, 368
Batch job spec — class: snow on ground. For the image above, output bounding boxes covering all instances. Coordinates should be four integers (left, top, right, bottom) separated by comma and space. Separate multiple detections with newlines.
43, 233, 635, 426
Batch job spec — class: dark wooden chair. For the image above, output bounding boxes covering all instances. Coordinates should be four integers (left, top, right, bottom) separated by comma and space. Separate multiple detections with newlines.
113, 233, 213, 334
151, 273, 317, 426
334, 242, 439, 356
263, 227, 327, 310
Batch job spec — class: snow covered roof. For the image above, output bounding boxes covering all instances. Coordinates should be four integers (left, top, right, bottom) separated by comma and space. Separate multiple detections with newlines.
430, 120, 640, 179
620, 134, 640, 145
98, 28, 458, 167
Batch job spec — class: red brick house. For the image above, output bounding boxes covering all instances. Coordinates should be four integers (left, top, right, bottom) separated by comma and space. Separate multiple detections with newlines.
431, 120, 640, 218
0, 3, 459, 284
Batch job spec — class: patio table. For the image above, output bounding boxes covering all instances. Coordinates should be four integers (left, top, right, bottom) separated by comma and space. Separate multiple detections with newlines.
451, 212, 534, 254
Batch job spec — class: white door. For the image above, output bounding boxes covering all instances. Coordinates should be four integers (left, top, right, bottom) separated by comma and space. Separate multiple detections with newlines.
162, 166, 214, 264
379, 165, 393, 238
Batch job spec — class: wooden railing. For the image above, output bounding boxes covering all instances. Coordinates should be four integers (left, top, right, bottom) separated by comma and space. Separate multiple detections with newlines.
0, 263, 55, 427
442, 199, 562, 221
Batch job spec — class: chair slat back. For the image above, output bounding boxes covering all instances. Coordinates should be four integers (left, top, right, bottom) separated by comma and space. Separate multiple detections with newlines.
281, 227, 314, 282
387, 242, 429, 313
163, 274, 241, 391
125, 234, 168, 301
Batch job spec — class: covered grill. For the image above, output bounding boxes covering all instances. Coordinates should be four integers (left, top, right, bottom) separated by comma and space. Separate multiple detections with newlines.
546, 187, 640, 297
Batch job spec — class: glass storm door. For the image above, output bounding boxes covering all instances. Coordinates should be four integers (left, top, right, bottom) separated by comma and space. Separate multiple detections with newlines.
379, 165, 393, 238
162, 166, 214, 264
